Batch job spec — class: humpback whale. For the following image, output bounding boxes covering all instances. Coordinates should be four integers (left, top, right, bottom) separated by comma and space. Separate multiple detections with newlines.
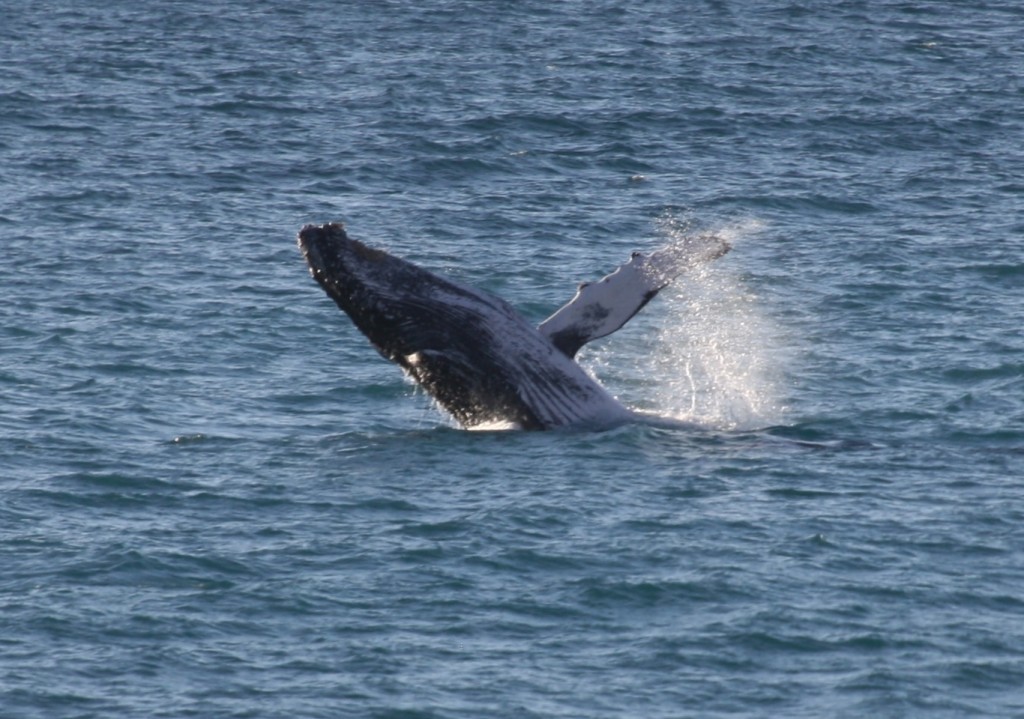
298, 222, 730, 430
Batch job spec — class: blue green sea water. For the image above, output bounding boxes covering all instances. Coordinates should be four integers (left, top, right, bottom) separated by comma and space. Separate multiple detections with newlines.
2, 1, 1023, 717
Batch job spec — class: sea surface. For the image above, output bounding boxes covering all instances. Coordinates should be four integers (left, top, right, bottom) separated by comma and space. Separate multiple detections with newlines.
2, 1, 1023, 717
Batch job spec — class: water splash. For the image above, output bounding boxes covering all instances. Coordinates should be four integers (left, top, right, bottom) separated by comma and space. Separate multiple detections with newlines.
583, 217, 788, 431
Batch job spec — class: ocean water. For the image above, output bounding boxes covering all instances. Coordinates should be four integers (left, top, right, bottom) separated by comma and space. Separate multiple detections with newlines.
2, 1, 1023, 716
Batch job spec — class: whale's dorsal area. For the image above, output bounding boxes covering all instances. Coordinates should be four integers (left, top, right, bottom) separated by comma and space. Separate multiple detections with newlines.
298, 222, 730, 430
538, 232, 731, 358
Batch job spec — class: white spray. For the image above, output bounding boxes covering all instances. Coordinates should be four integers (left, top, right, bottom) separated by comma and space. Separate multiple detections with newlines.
581, 216, 788, 431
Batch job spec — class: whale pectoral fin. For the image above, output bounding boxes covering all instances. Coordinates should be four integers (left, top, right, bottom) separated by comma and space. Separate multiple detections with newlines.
538, 231, 730, 358
537, 261, 656, 358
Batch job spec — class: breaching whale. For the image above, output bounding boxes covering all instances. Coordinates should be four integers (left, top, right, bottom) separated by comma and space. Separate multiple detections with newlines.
298, 222, 730, 430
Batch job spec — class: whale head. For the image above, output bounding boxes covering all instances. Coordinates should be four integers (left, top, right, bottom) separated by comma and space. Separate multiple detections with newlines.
298, 223, 439, 360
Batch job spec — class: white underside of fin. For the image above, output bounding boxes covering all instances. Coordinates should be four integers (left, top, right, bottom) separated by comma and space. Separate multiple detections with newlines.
538, 231, 730, 356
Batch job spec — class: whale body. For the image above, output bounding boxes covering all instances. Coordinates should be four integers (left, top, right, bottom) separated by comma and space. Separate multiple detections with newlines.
298, 222, 729, 430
